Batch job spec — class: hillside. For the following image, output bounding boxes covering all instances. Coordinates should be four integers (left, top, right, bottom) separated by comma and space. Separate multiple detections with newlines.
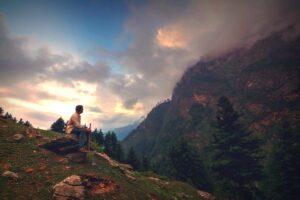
0, 118, 209, 200
122, 33, 300, 170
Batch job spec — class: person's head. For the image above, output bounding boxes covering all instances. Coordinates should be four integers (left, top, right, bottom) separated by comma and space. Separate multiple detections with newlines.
75, 105, 83, 114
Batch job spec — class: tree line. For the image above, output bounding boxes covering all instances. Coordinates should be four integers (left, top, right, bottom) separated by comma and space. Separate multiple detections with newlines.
158, 96, 300, 200
0, 107, 32, 127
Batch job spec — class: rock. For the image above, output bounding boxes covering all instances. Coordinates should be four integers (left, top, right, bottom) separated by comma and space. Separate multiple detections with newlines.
53, 182, 85, 200
26, 127, 42, 138
2, 171, 18, 179
13, 133, 24, 141
66, 152, 87, 163
64, 175, 82, 186
24, 167, 34, 173
119, 164, 133, 171
39, 137, 79, 155
53, 174, 117, 200
197, 190, 215, 200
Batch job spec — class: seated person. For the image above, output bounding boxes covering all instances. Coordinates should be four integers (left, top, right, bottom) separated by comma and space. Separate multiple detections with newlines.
66, 105, 91, 151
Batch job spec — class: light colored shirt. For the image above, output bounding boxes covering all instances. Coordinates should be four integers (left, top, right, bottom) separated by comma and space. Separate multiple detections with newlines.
66, 112, 83, 134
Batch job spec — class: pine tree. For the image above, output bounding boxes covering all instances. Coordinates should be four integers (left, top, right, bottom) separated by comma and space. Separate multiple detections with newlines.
126, 147, 140, 170
18, 118, 24, 125
104, 132, 123, 161
0, 107, 4, 116
93, 129, 104, 146
208, 96, 261, 200
142, 155, 150, 171
24, 120, 31, 127
50, 117, 65, 133
169, 139, 209, 190
265, 122, 300, 200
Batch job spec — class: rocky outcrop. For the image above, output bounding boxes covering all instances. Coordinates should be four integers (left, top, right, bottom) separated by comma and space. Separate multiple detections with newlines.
12, 133, 24, 141
39, 137, 79, 154
95, 152, 136, 180
1, 171, 18, 179
53, 174, 118, 200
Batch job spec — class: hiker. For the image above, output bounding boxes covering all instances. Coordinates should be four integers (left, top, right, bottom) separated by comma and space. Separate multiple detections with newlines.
66, 105, 91, 151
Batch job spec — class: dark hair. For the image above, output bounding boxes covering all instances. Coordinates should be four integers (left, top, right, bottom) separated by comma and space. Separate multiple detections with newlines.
75, 105, 83, 113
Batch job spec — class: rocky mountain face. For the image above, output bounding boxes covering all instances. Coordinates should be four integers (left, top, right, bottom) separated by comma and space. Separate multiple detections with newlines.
122, 33, 300, 167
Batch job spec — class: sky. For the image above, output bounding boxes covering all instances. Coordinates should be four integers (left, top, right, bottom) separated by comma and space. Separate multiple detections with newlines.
0, 0, 299, 130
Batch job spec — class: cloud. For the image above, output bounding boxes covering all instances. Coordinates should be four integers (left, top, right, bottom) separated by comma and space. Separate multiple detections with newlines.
107, 0, 300, 112
1, 1, 299, 130
86, 106, 102, 113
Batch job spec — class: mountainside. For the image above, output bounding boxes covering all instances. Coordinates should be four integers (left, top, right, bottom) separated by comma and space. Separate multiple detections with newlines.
0, 118, 209, 200
113, 117, 144, 141
122, 33, 300, 169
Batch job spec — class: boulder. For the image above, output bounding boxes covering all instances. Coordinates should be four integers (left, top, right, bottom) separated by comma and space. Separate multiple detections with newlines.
53, 174, 117, 200
26, 127, 42, 138
39, 137, 79, 155
13, 133, 24, 141
2, 171, 18, 179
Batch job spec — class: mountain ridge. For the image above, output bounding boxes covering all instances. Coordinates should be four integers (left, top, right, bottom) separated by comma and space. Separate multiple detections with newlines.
122, 32, 300, 171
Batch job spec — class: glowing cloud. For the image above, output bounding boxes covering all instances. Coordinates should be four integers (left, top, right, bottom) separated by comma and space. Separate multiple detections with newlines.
156, 26, 186, 49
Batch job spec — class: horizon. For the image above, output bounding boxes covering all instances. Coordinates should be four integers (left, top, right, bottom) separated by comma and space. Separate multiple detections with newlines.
0, 0, 299, 130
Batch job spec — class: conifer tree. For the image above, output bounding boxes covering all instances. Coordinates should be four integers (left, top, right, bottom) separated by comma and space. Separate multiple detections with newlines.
104, 132, 123, 161
93, 129, 104, 146
169, 139, 209, 189
265, 122, 300, 200
24, 120, 31, 127
50, 117, 65, 133
18, 118, 24, 125
208, 96, 261, 200
142, 155, 150, 171
0, 107, 3, 116
126, 147, 140, 170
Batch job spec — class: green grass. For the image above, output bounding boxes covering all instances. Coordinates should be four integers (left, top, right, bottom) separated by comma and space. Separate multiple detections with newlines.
0, 118, 203, 200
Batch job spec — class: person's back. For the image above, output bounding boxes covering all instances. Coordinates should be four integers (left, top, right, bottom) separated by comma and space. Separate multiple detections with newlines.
66, 105, 90, 151
66, 112, 82, 135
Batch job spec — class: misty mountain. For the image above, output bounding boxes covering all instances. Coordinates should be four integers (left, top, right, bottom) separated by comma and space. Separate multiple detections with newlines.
122, 31, 300, 173
113, 116, 144, 141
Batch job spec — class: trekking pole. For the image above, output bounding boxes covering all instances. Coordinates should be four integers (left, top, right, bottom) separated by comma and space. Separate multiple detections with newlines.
88, 123, 91, 151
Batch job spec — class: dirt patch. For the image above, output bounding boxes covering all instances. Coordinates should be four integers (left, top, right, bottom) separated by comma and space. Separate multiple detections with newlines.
81, 175, 118, 196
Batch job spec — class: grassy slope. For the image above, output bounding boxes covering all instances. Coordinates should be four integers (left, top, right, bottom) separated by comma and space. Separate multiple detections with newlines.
0, 118, 203, 200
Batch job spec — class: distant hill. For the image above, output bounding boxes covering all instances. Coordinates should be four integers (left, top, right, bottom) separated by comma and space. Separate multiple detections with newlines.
0, 117, 209, 199
113, 116, 144, 141
122, 32, 300, 173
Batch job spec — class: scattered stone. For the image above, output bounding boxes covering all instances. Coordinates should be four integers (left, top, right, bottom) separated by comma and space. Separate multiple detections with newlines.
13, 133, 24, 141
119, 163, 133, 171
64, 175, 82, 186
66, 152, 87, 163
64, 166, 72, 170
39, 165, 47, 171
2, 171, 18, 179
53, 174, 118, 200
53, 181, 85, 200
125, 173, 136, 181
1, 163, 12, 170
197, 190, 215, 200
148, 177, 160, 181
24, 167, 34, 173
26, 127, 42, 138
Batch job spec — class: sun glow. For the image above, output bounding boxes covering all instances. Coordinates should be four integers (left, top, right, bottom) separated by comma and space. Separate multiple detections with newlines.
156, 26, 186, 49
